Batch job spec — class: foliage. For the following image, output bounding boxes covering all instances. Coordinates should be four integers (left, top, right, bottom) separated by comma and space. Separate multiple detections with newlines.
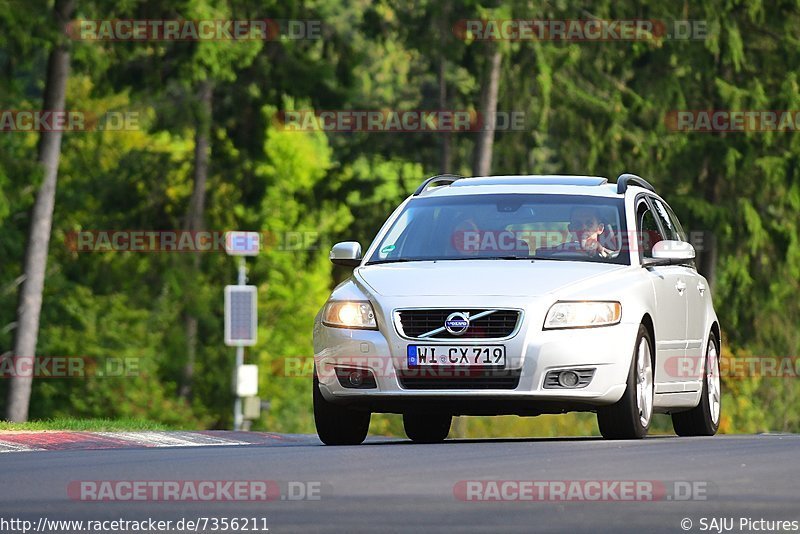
1, 0, 798, 435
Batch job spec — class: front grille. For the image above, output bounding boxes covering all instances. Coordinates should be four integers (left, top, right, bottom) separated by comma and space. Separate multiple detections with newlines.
397, 368, 521, 390
397, 309, 520, 339
543, 368, 596, 389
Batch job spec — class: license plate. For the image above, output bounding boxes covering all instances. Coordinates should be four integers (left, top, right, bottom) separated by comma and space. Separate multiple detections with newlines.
407, 345, 506, 367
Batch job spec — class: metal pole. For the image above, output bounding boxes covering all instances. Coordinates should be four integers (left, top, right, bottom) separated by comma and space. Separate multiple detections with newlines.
234, 345, 244, 431
234, 257, 246, 431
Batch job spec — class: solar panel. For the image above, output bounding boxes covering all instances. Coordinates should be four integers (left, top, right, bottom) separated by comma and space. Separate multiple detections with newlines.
225, 285, 258, 346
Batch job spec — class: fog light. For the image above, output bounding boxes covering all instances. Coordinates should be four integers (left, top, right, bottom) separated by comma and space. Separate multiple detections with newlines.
558, 370, 580, 388
348, 371, 364, 387
335, 366, 377, 389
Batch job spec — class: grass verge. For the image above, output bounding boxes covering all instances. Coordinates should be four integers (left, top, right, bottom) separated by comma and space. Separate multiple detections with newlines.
0, 418, 172, 432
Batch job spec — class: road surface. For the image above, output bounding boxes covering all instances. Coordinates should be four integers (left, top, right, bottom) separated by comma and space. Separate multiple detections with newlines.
1, 434, 798, 533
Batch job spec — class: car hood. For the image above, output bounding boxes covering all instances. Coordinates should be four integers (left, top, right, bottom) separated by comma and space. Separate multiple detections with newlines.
356, 260, 627, 297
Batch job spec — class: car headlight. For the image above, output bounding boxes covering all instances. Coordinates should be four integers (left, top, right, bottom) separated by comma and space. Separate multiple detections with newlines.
322, 301, 378, 330
544, 301, 621, 329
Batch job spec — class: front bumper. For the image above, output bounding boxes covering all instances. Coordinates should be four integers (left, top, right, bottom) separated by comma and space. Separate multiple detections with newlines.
313, 312, 639, 415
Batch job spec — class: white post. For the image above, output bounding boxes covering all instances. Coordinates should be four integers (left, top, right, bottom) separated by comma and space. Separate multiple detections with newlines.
233, 256, 246, 431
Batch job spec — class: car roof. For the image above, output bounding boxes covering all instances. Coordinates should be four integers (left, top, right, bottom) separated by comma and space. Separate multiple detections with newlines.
454, 175, 609, 187
417, 175, 624, 198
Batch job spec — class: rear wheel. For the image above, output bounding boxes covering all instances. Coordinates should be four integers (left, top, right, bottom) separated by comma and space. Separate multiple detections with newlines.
672, 332, 721, 436
313, 372, 370, 445
403, 413, 452, 443
597, 324, 653, 439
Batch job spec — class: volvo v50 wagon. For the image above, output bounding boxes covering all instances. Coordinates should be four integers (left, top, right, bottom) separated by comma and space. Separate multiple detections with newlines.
313, 174, 722, 444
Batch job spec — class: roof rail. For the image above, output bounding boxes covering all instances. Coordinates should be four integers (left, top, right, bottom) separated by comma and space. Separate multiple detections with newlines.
451, 175, 608, 187
413, 174, 465, 196
616, 173, 655, 194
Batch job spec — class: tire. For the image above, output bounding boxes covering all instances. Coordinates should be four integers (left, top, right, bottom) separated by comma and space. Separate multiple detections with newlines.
672, 332, 721, 437
597, 324, 654, 439
313, 372, 370, 445
403, 413, 452, 443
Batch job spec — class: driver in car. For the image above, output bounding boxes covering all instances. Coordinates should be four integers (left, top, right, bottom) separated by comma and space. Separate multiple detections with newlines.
555, 206, 616, 258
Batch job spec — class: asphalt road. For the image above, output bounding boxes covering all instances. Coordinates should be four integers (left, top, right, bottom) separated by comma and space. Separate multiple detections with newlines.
1, 434, 798, 533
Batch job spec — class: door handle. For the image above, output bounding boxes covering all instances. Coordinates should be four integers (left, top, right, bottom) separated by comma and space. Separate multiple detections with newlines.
675, 280, 687, 295
697, 282, 706, 296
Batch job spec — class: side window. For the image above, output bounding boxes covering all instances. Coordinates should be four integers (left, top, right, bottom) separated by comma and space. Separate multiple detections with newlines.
651, 198, 683, 242
656, 199, 688, 242
376, 210, 411, 260
637, 202, 665, 258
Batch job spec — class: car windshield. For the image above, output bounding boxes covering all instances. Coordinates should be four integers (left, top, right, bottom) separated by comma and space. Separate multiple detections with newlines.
366, 193, 629, 265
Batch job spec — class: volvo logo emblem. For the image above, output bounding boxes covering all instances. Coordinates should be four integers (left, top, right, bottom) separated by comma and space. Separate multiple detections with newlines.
444, 312, 470, 336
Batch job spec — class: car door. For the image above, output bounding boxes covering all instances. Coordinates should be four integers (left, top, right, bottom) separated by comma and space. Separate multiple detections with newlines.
684, 270, 710, 364
637, 197, 688, 392
651, 198, 707, 374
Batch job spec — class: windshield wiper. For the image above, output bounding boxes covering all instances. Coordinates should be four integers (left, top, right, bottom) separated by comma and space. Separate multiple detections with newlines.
366, 256, 534, 264
534, 256, 618, 264
364, 258, 426, 265
438, 256, 533, 261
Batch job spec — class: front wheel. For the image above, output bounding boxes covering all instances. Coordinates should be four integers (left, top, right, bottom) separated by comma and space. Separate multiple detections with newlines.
403, 413, 452, 443
671, 332, 721, 436
597, 324, 654, 439
313, 373, 370, 445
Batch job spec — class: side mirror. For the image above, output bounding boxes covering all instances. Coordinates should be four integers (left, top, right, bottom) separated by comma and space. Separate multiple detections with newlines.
648, 240, 695, 265
330, 241, 362, 267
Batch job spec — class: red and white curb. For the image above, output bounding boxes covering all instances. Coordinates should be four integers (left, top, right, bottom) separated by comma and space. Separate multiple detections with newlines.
0, 431, 296, 453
